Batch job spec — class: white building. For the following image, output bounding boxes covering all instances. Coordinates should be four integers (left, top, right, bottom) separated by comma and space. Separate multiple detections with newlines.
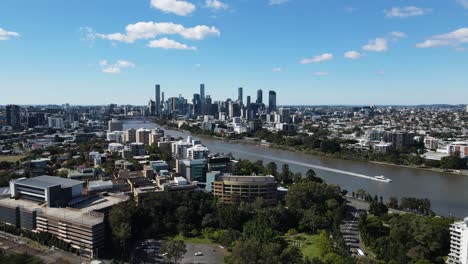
447, 142, 468, 158
424, 137, 439, 150
171, 140, 193, 159
108, 143, 125, 153
448, 217, 468, 264
48, 117, 64, 129
187, 145, 210, 160
373, 141, 393, 154
107, 131, 125, 143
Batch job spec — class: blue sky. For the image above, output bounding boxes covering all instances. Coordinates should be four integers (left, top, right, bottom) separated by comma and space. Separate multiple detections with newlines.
1, 0, 468, 105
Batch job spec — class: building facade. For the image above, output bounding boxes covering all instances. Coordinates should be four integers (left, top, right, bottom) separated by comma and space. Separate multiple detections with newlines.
448, 217, 468, 264
209, 175, 278, 205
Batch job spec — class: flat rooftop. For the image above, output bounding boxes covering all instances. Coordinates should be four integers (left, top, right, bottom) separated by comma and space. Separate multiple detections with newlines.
13, 175, 84, 189
0, 197, 103, 226
71, 194, 128, 212
218, 175, 277, 183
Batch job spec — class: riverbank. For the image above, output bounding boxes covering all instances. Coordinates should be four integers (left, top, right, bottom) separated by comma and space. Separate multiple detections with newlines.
159, 124, 468, 177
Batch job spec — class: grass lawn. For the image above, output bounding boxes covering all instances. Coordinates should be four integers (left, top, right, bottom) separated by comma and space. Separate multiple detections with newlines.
287, 233, 321, 260
171, 234, 214, 245
0, 155, 26, 163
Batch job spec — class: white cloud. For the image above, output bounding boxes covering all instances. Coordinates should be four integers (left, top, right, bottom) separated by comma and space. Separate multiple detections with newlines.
384, 6, 431, 18
150, 0, 195, 16
96, 21, 220, 43
205, 0, 228, 10
147, 37, 197, 50
269, 0, 290, 5
272, 67, 282, 72
389, 31, 407, 41
313, 71, 329, 76
194, 63, 201, 68
456, 0, 468, 8
0, 27, 19, 41
362, 38, 388, 52
100, 59, 135, 74
99, 60, 108, 66
344, 50, 362, 59
416, 28, 468, 48
300, 53, 333, 64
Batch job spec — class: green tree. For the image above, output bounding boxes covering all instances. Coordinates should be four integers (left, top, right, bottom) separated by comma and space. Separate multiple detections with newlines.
161, 239, 187, 264
265, 162, 278, 177
306, 169, 323, 183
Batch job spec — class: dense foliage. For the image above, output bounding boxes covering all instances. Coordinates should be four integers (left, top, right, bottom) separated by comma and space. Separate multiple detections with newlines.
359, 213, 453, 264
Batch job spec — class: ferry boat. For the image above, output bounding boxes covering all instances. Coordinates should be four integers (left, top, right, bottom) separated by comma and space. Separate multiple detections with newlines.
374, 175, 392, 183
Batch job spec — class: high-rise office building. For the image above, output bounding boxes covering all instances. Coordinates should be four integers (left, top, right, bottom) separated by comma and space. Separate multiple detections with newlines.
238, 87, 243, 104
200, 84, 205, 105
246, 96, 251, 106
229, 101, 240, 118
155, 84, 161, 116
6, 104, 20, 127
256, 89, 263, 104
268, 90, 277, 112
193, 94, 202, 116
148, 99, 155, 116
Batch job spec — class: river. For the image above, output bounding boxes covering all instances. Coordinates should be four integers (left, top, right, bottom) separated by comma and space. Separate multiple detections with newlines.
123, 120, 468, 218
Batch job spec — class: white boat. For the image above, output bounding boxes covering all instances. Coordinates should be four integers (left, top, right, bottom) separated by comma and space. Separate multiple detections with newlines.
374, 175, 392, 183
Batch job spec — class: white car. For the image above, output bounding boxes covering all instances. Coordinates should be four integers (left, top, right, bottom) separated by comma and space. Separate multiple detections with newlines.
195, 252, 203, 256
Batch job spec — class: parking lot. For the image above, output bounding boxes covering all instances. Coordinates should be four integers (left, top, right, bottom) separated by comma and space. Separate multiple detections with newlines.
133, 239, 227, 264
181, 243, 226, 264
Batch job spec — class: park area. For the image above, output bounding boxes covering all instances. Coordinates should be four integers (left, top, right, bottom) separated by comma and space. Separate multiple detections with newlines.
287, 233, 321, 260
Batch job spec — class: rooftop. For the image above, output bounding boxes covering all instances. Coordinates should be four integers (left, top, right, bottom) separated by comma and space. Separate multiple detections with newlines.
13, 175, 84, 189
218, 175, 277, 183
0, 197, 103, 226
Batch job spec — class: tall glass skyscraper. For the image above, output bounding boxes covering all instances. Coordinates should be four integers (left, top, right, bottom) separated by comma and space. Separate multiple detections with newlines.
256, 89, 263, 104
200, 84, 205, 105
238, 87, 243, 104
268, 91, 276, 112
155, 84, 161, 116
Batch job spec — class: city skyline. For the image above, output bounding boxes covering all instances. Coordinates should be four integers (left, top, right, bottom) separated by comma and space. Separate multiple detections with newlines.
1, 0, 468, 105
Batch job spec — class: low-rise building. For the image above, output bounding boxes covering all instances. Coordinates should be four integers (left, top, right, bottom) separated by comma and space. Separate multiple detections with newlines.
10, 176, 83, 208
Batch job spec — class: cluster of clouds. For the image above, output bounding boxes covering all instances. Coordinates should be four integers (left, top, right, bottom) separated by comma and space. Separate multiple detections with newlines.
0, 27, 19, 41
416, 28, 468, 48
384, 6, 431, 18
99, 60, 135, 74
299, 31, 408, 76
150, 0, 228, 16
98, 22, 220, 43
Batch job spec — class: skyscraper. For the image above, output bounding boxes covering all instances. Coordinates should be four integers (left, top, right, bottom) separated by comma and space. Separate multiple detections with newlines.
256, 89, 263, 104
246, 96, 251, 106
238, 87, 243, 104
193, 94, 202, 116
200, 84, 205, 105
268, 91, 277, 112
6, 104, 20, 127
155, 84, 161, 116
